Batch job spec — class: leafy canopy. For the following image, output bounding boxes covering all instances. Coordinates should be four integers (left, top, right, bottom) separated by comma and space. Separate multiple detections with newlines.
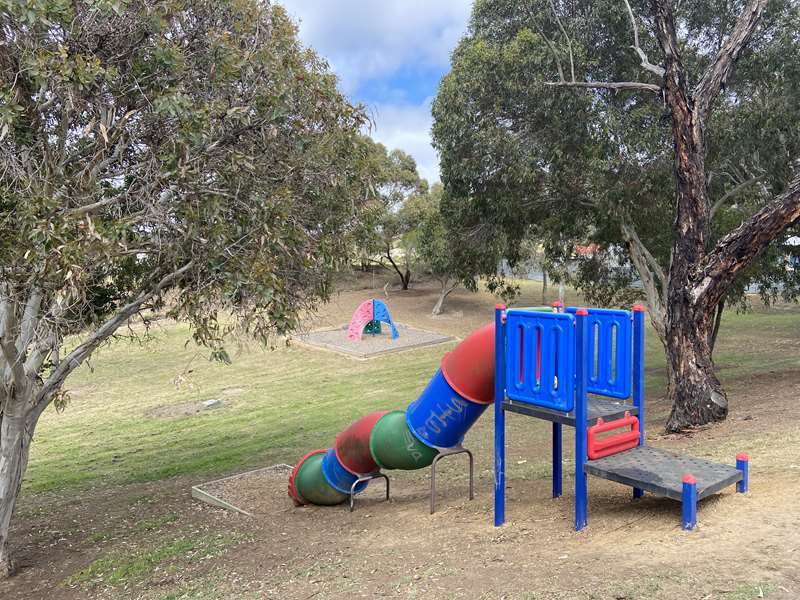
0, 0, 377, 353
432, 0, 800, 310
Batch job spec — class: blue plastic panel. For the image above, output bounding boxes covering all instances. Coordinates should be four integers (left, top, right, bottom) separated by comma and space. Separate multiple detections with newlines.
505, 311, 575, 412
566, 308, 632, 399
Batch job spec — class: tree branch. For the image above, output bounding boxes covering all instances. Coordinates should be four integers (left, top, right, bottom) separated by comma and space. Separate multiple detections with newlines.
622, 0, 665, 77
710, 175, 764, 218
544, 80, 661, 93
693, 171, 800, 307
15, 287, 42, 355
548, 0, 575, 82
33, 262, 194, 416
0, 286, 25, 390
694, 0, 769, 121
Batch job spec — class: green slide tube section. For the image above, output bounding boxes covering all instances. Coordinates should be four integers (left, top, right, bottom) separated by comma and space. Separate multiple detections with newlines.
294, 453, 348, 506
370, 410, 439, 470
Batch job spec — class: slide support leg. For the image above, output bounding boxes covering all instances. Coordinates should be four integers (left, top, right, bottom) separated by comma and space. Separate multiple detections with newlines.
494, 305, 506, 527
681, 475, 697, 531
736, 453, 749, 493
552, 422, 562, 498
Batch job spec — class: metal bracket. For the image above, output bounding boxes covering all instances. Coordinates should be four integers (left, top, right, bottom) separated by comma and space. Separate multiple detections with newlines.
430, 446, 474, 514
349, 472, 390, 512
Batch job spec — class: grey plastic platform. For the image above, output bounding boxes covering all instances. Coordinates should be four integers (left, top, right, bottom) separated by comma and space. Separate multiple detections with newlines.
502, 396, 637, 427
584, 446, 742, 501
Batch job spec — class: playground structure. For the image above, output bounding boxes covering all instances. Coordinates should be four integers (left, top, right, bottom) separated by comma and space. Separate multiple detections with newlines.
347, 298, 399, 341
494, 303, 749, 531
288, 302, 749, 531
288, 319, 502, 511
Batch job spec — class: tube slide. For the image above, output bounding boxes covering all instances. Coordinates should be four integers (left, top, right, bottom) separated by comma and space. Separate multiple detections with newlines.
288, 323, 496, 506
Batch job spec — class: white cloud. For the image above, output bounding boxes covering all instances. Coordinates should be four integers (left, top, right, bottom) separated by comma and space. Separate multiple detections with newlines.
278, 1, 472, 93
278, 1, 473, 183
368, 99, 439, 185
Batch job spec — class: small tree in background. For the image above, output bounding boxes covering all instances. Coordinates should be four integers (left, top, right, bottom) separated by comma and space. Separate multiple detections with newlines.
357, 140, 428, 290
0, 0, 376, 576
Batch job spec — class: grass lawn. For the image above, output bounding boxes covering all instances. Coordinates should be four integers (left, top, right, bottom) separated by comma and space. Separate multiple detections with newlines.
25, 281, 800, 495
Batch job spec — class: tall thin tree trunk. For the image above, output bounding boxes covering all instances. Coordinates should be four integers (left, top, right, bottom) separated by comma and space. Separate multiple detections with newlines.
709, 299, 724, 356
432, 280, 456, 316
541, 271, 548, 304
0, 395, 35, 578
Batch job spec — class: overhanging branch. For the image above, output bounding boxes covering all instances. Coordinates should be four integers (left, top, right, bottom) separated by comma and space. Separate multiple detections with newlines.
693, 171, 800, 307
694, 0, 769, 120
544, 80, 661, 93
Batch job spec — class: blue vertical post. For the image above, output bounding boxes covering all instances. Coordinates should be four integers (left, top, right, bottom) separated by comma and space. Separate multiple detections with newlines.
632, 305, 646, 500
574, 309, 589, 531
494, 304, 506, 527
736, 453, 749, 493
681, 475, 697, 531
552, 423, 562, 498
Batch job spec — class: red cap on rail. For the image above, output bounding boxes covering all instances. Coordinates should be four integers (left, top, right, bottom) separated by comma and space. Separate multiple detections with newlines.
682, 474, 697, 485
736, 452, 750, 461
633, 304, 646, 313
575, 308, 589, 316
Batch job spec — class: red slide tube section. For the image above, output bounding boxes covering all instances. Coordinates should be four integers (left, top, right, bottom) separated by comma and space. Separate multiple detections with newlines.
440, 322, 496, 405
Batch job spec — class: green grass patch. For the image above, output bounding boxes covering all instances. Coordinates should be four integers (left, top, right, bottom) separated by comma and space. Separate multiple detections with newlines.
135, 513, 179, 532
65, 533, 239, 588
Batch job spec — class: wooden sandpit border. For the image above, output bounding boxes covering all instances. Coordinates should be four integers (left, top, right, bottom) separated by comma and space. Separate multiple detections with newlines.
191, 464, 293, 517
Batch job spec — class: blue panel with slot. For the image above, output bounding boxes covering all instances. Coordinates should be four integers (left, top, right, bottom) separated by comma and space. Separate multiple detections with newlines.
566, 308, 632, 399
504, 310, 576, 412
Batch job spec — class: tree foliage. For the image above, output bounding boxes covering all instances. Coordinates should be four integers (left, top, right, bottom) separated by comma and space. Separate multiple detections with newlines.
356, 140, 428, 289
433, 0, 800, 315
433, 0, 800, 430
0, 0, 376, 576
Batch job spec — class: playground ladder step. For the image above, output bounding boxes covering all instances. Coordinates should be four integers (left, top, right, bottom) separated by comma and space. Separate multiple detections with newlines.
584, 445, 742, 501
502, 396, 637, 427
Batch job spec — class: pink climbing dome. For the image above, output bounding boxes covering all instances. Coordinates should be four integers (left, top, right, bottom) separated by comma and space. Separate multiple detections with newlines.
347, 299, 374, 341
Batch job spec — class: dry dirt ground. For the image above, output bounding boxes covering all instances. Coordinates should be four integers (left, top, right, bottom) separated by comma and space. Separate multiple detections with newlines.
3, 280, 800, 599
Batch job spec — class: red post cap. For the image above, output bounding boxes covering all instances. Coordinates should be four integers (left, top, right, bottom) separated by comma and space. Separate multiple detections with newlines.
682, 474, 697, 485
495, 303, 506, 310
633, 304, 646, 313
552, 301, 563, 307
575, 308, 589, 316
736, 452, 750, 461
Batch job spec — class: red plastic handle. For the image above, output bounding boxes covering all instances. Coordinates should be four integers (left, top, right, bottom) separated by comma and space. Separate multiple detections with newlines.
587, 411, 640, 459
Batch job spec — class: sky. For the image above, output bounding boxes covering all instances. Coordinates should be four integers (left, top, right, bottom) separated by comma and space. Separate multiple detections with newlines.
278, 1, 474, 184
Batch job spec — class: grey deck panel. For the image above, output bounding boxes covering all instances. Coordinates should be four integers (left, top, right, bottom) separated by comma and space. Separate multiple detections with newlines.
502, 396, 637, 427
584, 445, 742, 501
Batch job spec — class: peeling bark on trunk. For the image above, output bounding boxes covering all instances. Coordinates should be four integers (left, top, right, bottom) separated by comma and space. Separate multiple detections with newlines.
664, 305, 727, 431
0, 397, 34, 579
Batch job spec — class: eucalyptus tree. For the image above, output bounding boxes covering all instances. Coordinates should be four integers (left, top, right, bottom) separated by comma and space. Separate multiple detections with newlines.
433, 0, 800, 431
0, 0, 377, 576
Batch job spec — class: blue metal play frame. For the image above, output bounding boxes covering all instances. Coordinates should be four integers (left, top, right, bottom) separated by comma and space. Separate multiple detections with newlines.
494, 304, 748, 532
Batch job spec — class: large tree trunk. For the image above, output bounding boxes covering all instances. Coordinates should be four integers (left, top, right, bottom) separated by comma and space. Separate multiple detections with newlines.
0, 395, 35, 578
664, 305, 727, 432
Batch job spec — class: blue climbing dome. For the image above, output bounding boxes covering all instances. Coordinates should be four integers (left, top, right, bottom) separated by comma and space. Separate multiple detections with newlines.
372, 299, 399, 339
